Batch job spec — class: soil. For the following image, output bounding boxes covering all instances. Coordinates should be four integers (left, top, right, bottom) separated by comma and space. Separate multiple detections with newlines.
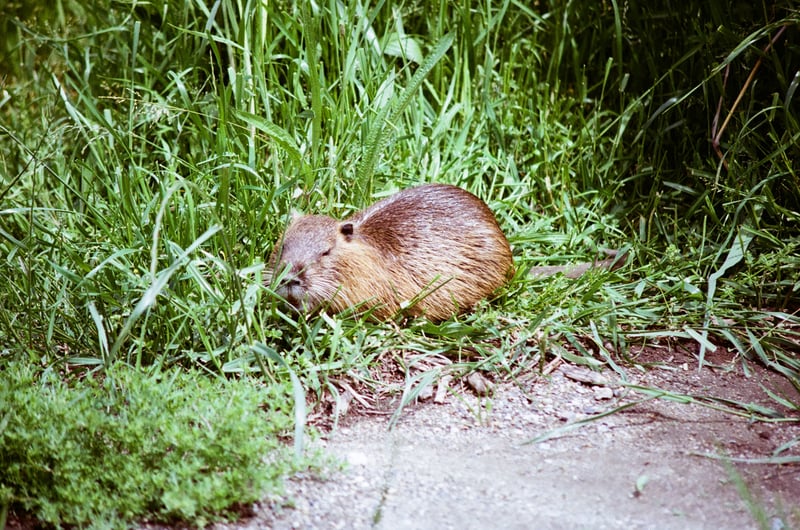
248, 345, 800, 530
9, 345, 800, 529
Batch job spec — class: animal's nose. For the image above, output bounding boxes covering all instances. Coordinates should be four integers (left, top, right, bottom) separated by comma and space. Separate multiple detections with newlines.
276, 263, 303, 288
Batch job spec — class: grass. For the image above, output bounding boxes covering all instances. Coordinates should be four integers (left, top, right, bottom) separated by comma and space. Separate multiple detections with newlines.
1, 0, 799, 526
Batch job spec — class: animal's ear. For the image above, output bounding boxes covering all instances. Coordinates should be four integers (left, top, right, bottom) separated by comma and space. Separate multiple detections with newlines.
289, 209, 304, 223
340, 222, 355, 240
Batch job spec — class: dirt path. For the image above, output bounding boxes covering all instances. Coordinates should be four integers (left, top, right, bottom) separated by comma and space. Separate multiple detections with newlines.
248, 348, 800, 530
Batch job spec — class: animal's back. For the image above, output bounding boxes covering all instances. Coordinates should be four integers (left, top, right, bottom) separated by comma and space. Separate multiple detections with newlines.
346, 184, 513, 320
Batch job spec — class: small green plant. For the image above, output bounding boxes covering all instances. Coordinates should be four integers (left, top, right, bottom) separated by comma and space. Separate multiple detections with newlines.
0, 363, 299, 528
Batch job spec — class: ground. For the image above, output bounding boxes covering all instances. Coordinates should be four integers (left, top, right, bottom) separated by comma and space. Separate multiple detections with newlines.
10, 346, 799, 529
248, 346, 800, 529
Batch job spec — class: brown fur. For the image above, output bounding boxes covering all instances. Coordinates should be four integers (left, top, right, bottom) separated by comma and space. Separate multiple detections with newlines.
269, 184, 514, 321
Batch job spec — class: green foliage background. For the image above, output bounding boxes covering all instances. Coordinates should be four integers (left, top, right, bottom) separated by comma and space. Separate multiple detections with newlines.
1, 0, 798, 526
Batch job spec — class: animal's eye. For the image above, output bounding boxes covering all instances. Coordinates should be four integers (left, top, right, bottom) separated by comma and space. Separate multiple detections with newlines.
321, 248, 332, 257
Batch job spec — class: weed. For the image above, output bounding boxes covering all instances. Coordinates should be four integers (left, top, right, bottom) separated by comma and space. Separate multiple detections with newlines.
0, 363, 300, 527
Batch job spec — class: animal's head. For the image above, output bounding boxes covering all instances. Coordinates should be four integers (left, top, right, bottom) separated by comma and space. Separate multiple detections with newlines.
268, 213, 361, 313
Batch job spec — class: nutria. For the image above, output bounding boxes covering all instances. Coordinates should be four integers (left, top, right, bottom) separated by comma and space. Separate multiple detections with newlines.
269, 183, 625, 321
269, 183, 514, 321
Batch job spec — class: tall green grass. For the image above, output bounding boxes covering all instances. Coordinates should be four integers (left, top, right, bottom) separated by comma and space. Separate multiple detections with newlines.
1, 0, 799, 526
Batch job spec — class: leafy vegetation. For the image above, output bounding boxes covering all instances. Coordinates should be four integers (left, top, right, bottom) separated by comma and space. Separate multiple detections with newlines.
1, 0, 799, 526
0, 363, 299, 528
